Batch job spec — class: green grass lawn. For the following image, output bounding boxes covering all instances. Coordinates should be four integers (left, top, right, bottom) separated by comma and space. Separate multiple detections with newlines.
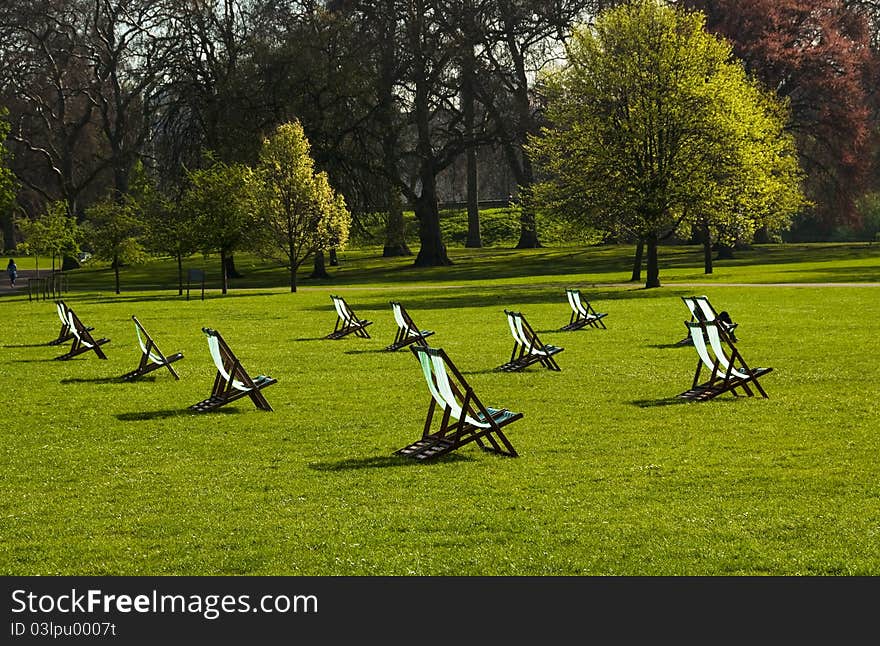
2, 242, 879, 575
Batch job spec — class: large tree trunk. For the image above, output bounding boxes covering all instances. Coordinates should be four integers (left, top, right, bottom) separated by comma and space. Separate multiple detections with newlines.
224, 254, 243, 279
515, 165, 541, 249
630, 238, 644, 282
1, 212, 14, 252
645, 235, 660, 288
220, 249, 228, 295
177, 253, 184, 296
413, 182, 451, 267
310, 251, 329, 280
329, 249, 338, 266
463, 46, 482, 249
383, 188, 411, 257
114, 253, 121, 295
702, 223, 713, 275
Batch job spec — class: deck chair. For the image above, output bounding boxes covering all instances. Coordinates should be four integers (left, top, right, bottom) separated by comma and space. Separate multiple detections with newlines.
384, 301, 434, 351
119, 316, 184, 381
54, 307, 109, 360
49, 300, 93, 346
677, 320, 772, 401
676, 295, 738, 346
326, 294, 373, 339
395, 346, 523, 460
498, 310, 564, 372
560, 288, 608, 331
188, 327, 276, 412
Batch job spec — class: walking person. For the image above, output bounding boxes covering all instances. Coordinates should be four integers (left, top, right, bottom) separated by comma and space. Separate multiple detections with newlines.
7, 258, 17, 288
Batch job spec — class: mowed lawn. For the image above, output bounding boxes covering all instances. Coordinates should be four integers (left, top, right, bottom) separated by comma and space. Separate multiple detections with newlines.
1, 243, 879, 575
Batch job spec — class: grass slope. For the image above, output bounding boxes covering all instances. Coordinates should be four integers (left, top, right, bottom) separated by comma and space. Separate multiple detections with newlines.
1, 243, 879, 575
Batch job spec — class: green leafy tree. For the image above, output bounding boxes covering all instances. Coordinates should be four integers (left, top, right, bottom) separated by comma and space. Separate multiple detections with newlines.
83, 198, 146, 295
182, 158, 257, 295
16, 200, 80, 276
530, 0, 806, 287
130, 162, 198, 295
255, 122, 351, 293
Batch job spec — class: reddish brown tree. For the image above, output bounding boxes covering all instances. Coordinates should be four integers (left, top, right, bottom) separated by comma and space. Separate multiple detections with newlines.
684, 0, 877, 234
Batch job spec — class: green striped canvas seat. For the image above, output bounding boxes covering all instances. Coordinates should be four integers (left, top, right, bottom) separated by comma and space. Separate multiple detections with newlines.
54, 306, 109, 361
326, 294, 373, 340
384, 301, 434, 351
119, 316, 184, 381
560, 288, 608, 331
498, 309, 563, 372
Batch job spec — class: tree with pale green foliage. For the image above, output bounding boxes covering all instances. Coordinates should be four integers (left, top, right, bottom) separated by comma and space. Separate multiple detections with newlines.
83, 197, 146, 295
16, 200, 81, 277
255, 121, 351, 293
182, 158, 258, 295
530, 0, 807, 288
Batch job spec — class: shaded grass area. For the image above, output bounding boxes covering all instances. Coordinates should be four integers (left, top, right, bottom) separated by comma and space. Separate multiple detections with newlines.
2, 277, 879, 575
31, 242, 880, 295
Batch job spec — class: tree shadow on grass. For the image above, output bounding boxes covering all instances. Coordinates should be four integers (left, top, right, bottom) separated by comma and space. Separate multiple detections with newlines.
116, 408, 239, 421
343, 348, 389, 355
309, 453, 472, 471
648, 342, 691, 349
294, 336, 330, 342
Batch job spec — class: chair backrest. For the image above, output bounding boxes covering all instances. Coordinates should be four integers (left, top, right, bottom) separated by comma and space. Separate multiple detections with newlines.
203, 328, 248, 391
391, 301, 408, 330
67, 308, 97, 348
566, 289, 588, 316
693, 296, 719, 323
505, 310, 536, 353
331, 295, 358, 324
56, 300, 68, 324
686, 321, 717, 373
682, 296, 703, 321
411, 346, 489, 429
133, 316, 164, 364
703, 321, 749, 380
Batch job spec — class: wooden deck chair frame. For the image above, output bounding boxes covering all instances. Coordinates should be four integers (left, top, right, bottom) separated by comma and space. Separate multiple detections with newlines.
395, 346, 523, 460
676, 295, 738, 346
54, 307, 109, 360
326, 294, 373, 340
119, 316, 184, 381
49, 300, 93, 346
560, 288, 608, 331
384, 301, 434, 351
189, 327, 277, 412
677, 320, 772, 401
498, 309, 564, 372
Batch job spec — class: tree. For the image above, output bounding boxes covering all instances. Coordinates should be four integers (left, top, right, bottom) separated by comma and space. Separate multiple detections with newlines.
83, 196, 145, 294
0, 107, 17, 250
255, 121, 351, 293
16, 200, 80, 276
182, 157, 257, 295
530, 0, 806, 288
682, 0, 876, 234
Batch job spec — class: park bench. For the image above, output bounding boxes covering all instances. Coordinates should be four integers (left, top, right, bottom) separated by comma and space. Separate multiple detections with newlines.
189, 328, 276, 412
498, 309, 564, 372
384, 301, 434, 351
119, 316, 184, 381
677, 319, 772, 401
395, 346, 522, 460
560, 288, 608, 331
326, 294, 373, 339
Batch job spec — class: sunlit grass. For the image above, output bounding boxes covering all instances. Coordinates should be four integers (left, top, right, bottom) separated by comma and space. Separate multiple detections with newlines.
1, 242, 879, 575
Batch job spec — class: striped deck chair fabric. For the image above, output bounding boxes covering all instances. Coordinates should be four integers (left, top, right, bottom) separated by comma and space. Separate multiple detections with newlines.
119, 316, 184, 381
560, 288, 608, 331
384, 301, 434, 351
498, 310, 563, 372
326, 295, 373, 339
54, 307, 109, 360
395, 346, 523, 460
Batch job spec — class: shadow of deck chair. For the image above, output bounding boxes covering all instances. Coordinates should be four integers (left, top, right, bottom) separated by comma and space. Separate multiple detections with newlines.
188, 327, 276, 412
384, 301, 434, 351
49, 300, 93, 346
498, 309, 564, 372
119, 316, 184, 381
677, 320, 772, 401
395, 346, 523, 460
675, 295, 738, 346
560, 288, 608, 331
326, 294, 373, 340
54, 307, 109, 360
